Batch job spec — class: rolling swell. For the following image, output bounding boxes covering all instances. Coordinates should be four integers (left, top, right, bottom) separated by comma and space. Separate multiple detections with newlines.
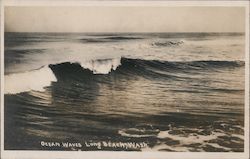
49, 57, 244, 80
80, 36, 143, 43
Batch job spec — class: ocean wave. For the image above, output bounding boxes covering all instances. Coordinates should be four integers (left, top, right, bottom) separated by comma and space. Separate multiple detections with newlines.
119, 58, 244, 70
80, 36, 143, 43
4, 57, 244, 94
48, 58, 244, 82
4, 58, 121, 94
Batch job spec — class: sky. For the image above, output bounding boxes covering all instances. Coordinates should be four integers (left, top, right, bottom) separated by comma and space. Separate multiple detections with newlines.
4, 6, 245, 33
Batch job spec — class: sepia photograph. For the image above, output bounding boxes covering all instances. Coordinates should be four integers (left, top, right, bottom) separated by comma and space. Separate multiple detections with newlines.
1, 1, 249, 159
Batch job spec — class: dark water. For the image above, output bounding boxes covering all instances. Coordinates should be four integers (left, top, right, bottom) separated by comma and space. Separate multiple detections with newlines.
4, 32, 245, 151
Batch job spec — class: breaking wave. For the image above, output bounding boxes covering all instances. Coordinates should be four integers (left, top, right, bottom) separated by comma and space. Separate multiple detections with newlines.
4, 57, 244, 94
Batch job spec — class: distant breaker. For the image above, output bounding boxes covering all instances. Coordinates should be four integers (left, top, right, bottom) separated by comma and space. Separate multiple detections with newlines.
152, 40, 184, 47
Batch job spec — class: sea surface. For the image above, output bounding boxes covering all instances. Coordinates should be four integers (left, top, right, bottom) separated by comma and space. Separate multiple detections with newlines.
4, 32, 245, 151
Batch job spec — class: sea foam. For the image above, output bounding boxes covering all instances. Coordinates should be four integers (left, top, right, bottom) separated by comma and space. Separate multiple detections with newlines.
5, 66, 57, 94
79, 58, 121, 74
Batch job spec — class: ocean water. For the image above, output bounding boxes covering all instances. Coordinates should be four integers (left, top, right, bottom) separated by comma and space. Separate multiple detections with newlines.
4, 32, 245, 152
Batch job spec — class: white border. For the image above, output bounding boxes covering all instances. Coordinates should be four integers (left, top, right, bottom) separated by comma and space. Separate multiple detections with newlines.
244, 1, 250, 157
0, 1, 249, 159
0, 0, 4, 157
1, 0, 250, 6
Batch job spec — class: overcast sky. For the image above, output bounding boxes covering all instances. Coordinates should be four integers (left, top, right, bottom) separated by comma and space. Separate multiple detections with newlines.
5, 6, 245, 33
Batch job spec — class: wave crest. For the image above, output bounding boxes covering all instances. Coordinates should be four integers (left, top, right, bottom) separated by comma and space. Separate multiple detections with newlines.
5, 66, 57, 94
80, 58, 121, 74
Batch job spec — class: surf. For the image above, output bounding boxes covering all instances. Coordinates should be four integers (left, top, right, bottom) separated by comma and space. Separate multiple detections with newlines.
4, 57, 244, 95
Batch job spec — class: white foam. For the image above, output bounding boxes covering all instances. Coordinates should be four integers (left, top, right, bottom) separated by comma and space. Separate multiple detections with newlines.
79, 58, 121, 74
141, 129, 231, 152
5, 66, 57, 94
118, 130, 154, 138
157, 130, 225, 144
232, 134, 244, 140
205, 143, 231, 151
118, 128, 159, 138
141, 143, 190, 152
